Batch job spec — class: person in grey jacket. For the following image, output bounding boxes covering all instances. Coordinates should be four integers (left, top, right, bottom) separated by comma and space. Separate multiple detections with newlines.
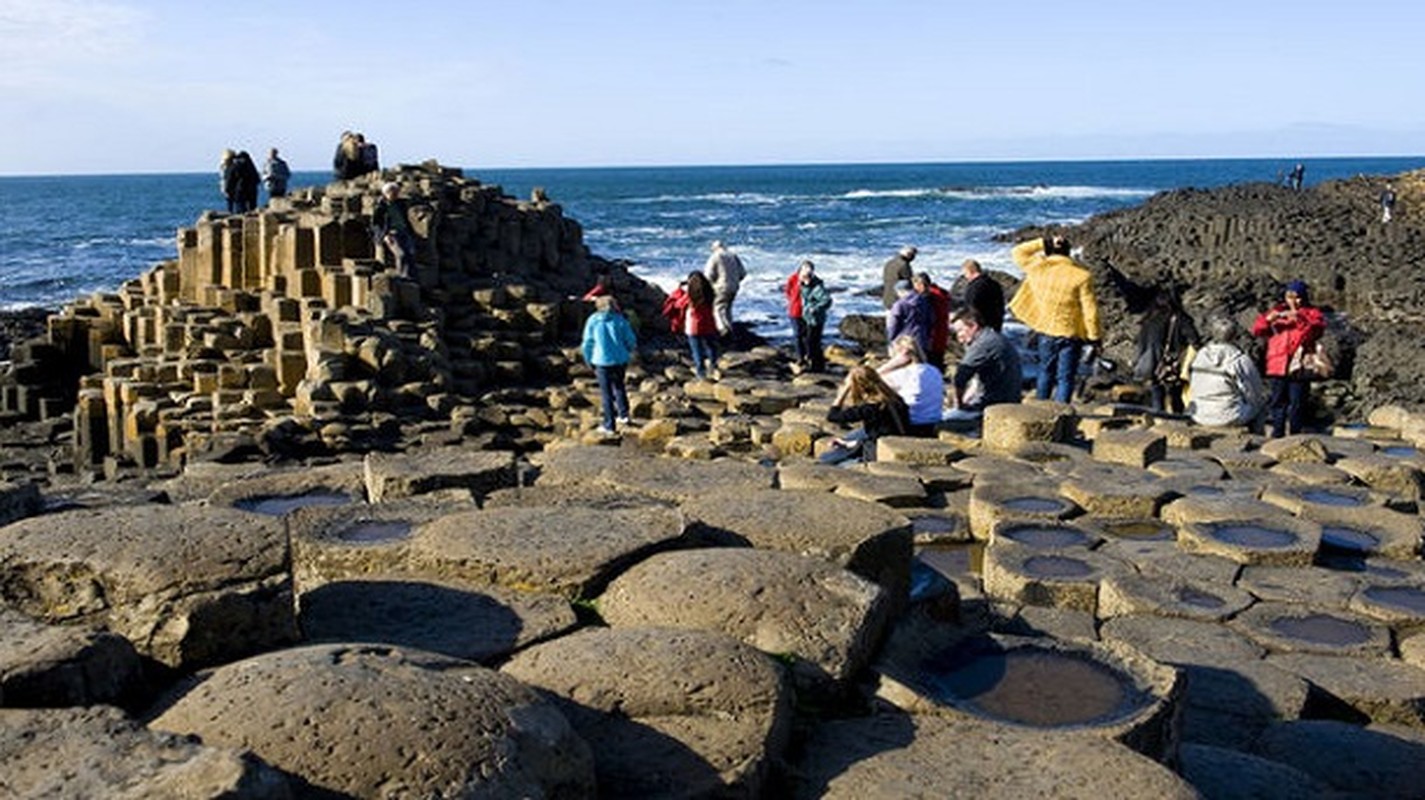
704, 240, 746, 337
263, 148, 291, 199
1188, 314, 1265, 428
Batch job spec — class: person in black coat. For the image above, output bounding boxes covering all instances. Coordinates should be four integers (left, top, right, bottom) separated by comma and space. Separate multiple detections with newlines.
959, 258, 1005, 331
1134, 287, 1199, 414
826, 366, 911, 462
232, 151, 260, 212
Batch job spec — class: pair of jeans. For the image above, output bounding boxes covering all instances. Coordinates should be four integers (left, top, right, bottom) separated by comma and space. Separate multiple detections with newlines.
1266, 376, 1307, 437
688, 335, 718, 378
595, 364, 629, 429
1035, 334, 1083, 403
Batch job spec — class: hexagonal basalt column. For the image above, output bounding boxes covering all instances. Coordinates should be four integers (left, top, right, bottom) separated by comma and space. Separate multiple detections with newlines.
982, 542, 1124, 613
968, 483, 1078, 541
1349, 583, 1425, 631
989, 520, 1100, 551
1059, 474, 1170, 519
1099, 572, 1255, 622
1231, 603, 1393, 657
1092, 428, 1168, 469
1261, 483, 1383, 517
873, 633, 1183, 760
982, 403, 1073, 452
1177, 516, 1323, 566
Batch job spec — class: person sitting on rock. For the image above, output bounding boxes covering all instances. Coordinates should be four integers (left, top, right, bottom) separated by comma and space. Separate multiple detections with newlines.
826, 366, 910, 462
945, 308, 1024, 426
878, 335, 945, 436
1188, 313, 1265, 429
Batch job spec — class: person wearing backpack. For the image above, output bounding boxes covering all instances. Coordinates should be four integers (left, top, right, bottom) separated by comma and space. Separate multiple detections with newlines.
263, 148, 292, 199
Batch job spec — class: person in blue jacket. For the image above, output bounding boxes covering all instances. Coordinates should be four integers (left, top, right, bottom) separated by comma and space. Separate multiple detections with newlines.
580, 295, 637, 434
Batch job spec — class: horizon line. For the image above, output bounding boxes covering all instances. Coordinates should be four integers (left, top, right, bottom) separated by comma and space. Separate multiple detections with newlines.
3, 152, 1424, 180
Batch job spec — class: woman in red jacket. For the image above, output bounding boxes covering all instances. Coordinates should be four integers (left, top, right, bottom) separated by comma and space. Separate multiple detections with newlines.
670, 270, 720, 379
1251, 279, 1325, 438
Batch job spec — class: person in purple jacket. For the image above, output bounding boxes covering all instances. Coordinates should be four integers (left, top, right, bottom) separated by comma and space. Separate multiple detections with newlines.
886, 280, 930, 357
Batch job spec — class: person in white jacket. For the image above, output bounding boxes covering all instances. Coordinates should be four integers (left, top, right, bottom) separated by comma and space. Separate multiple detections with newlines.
704, 240, 746, 337
1188, 314, 1266, 429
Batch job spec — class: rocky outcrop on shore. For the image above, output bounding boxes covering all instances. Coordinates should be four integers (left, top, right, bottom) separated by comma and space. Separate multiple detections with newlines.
1013, 170, 1425, 419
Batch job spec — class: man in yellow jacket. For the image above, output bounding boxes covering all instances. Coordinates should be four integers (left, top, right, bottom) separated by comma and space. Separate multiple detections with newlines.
1008, 235, 1101, 403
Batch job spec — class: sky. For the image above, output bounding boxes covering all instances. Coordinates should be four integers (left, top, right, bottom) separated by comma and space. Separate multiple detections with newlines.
2, 0, 1423, 175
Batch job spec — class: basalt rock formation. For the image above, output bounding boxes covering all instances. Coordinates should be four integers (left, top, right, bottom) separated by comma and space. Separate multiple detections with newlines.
1010, 170, 1425, 419
0, 162, 665, 473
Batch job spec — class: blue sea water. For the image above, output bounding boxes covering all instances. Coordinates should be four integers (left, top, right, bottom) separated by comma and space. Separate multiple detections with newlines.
2, 157, 1420, 342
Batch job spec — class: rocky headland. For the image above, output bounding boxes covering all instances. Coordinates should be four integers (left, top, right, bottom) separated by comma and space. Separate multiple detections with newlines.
2, 163, 1425, 798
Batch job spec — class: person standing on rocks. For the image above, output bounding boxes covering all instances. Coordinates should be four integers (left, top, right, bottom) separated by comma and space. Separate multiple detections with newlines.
1133, 287, 1198, 415
263, 148, 291, 200
1008, 234, 1101, 403
881, 246, 917, 308
1188, 314, 1265, 429
786, 259, 831, 373
1289, 163, 1305, 191
219, 149, 239, 213
886, 280, 930, 358
1252, 279, 1325, 438
960, 258, 1005, 332
372, 182, 415, 278
666, 271, 720, 380
581, 295, 637, 435
703, 241, 745, 339
1381, 182, 1397, 224
913, 271, 952, 370
333, 131, 363, 180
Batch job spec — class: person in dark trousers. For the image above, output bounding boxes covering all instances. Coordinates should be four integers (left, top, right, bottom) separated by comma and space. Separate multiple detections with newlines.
581, 295, 637, 435
1381, 182, 1397, 223
886, 279, 930, 357
233, 151, 260, 212
1288, 163, 1305, 191
786, 259, 831, 373
219, 149, 239, 213
1251, 279, 1326, 437
960, 258, 1005, 331
263, 148, 291, 199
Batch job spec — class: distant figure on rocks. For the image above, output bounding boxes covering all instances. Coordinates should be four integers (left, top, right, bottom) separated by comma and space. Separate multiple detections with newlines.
1381, 182, 1397, 223
263, 148, 291, 199
886, 280, 930, 358
1188, 314, 1265, 429
372, 182, 415, 277
221, 149, 260, 214
785, 259, 831, 373
219, 149, 238, 213
1289, 163, 1305, 191
1133, 287, 1199, 414
878, 335, 945, 436
945, 309, 1023, 425
826, 366, 911, 462
1252, 279, 1325, 437
333, 131, 366, 180
881, 246, 917, 308
665, 271, 720, 380
960, 258, 1005, 332
357, 133, 380, 176
704, 241, 746, 337
581, 295, 637, 435
913, 271, 952, 370
1009, 234, 1101, 403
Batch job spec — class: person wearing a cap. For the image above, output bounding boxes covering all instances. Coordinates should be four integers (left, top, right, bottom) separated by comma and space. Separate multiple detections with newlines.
886, 279, 930, 357
372, 182, 415, 277
1008, 234, 1101, 403
1252, 279, 1325, 437
882, 246, 918, 308
704, 240, 746, 338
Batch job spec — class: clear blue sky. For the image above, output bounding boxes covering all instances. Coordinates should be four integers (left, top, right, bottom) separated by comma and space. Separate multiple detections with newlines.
3, 0, 1422, 175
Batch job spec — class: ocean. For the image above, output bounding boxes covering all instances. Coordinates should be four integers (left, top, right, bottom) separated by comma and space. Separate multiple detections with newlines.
2, 157, 1420, 343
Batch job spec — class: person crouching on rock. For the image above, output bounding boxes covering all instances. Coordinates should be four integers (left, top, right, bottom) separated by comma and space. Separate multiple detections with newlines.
372, 182, 415, 278
1188, 314, 1265, 430
581, 295, 637, 435
1251, 279, 1325, 438
826, 366, 911, 462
